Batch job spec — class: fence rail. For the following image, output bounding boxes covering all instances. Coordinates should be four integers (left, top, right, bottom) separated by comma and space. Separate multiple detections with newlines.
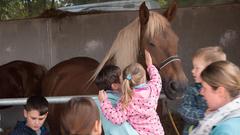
0, 95, 98, 106
0, 94, 166, 106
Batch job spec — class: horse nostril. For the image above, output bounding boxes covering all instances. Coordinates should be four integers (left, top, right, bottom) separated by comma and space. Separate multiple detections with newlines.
169, 81, 177, 92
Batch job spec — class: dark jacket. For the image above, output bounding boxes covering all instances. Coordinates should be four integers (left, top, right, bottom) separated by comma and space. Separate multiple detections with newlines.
9, 121, 50, 135
177, 83, 207, 135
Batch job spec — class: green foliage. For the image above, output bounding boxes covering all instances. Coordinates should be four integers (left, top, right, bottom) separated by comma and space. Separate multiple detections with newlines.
0, 0, 26, 20
0, 0, 52, 21
157, 0, 168, 7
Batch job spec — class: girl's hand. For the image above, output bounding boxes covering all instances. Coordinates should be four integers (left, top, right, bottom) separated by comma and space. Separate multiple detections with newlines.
145, 50, 152, 66
98, 90, 107, 102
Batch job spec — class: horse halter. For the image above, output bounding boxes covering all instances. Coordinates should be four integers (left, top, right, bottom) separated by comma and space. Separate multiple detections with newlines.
158, 55, 181, 70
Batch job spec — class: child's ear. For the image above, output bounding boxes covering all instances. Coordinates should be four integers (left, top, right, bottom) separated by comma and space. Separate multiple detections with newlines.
23, 109, 27, 118
45, 112, 48, 117
217, 86, 229, 98
111, 83, 119, 90
92, 120, 102, 135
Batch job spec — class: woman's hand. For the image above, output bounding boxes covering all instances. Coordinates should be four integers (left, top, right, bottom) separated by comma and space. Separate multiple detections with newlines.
98, 90, 107, 102
145, 50, 152, 66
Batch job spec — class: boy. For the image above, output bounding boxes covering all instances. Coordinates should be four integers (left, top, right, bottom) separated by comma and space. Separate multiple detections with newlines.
94, 65, 138, 135
10, 96, 50, 135
177, 46, 226, 135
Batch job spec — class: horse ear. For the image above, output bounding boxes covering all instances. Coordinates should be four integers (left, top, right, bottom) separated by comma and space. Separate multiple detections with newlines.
139, 2, 149, 25
163, 0, 177, 22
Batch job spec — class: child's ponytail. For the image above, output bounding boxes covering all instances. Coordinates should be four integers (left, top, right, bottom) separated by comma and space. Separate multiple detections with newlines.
121, 75, 133, 109
121, 63, 146, 109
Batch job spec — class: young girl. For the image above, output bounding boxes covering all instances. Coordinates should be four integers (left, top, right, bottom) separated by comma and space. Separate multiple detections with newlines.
98, 50, 164, 135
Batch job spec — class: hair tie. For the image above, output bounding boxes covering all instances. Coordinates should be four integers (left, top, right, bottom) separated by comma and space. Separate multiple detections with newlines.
126, 74, 132, 80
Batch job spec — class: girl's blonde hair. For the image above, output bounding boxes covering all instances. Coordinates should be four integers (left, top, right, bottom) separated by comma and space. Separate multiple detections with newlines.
193, 46, 226, 65
121, 63, 146, 108
201, 61, 240, 98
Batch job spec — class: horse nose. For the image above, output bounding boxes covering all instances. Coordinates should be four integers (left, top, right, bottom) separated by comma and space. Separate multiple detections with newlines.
169, 81, 177, 91
165, 80, 185, 100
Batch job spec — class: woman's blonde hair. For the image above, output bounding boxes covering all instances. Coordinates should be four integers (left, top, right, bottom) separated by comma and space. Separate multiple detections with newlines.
121, 63, 146, 108
193, 46, 226, 65
201, 61, 240, 98
60, 97, 100, 135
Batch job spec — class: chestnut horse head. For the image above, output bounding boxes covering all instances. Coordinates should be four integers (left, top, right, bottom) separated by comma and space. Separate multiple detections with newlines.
92, 2, 187, 99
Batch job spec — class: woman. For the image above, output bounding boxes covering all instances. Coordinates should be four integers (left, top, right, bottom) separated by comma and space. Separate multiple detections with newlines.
60, 97, 102, 135
190, 61, 240, 135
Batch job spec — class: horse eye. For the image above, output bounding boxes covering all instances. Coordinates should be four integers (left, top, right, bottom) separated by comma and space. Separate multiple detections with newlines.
149, 43, 155, 47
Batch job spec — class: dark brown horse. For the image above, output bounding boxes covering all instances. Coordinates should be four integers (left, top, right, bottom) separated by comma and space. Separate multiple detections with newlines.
0, 60, 46, 106
42, 2, 187, 135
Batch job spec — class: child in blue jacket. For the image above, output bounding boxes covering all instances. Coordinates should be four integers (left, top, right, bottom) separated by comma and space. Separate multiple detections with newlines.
94, 65, 138, 135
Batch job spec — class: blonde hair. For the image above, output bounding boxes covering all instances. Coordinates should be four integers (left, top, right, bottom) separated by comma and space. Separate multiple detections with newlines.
60, 97, 100, 135
201, 61, 240, 98
193, 46, 226, 65
121, 63, 146, 108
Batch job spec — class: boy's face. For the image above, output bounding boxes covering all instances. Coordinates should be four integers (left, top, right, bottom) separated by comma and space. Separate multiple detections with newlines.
24, 109, 48, 132
192, 57, 207, 83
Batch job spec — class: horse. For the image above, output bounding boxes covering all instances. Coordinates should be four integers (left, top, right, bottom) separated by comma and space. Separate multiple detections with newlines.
42, 2, 187, 135
0, 60, 46, 106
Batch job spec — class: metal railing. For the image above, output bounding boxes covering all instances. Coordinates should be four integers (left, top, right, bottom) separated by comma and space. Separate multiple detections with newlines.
0, 94, 166, 106
0, 95, 98, 106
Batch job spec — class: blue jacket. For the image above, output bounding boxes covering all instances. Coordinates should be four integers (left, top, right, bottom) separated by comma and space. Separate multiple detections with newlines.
9, 121, 50, 135
177, 83, 207, 135
211, 117, 240, 135
93, 90, 138, 135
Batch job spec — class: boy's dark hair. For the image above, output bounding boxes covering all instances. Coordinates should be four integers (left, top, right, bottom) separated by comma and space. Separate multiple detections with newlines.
95, 65, 121, 90
24, 96, 48, 115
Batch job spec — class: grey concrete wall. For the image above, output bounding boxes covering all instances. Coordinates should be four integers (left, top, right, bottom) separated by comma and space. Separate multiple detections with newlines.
0, 19, 51, 68
50, 12, 136, 68
174, 4, 240, 82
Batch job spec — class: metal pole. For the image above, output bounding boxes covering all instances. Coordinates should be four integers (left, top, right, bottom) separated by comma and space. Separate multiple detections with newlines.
0, 94, 166, 106
0, 95, 98, 106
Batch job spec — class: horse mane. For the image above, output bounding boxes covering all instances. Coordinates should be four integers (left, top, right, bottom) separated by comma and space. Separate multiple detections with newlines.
90, 11, 169, 82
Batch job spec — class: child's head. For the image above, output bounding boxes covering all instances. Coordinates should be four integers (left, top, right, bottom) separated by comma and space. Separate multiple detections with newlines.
60, 97, 101, 135
121, 63, 146, 107
24, 96, 48, 132
95, 65, 121, 91
192, 46, 226, 83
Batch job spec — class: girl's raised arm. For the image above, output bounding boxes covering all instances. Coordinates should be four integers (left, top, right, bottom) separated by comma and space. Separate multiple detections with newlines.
145, 50, 152, 66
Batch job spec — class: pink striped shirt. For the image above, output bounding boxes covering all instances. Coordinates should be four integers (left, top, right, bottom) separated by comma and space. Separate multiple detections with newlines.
100, 65, 164, 135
